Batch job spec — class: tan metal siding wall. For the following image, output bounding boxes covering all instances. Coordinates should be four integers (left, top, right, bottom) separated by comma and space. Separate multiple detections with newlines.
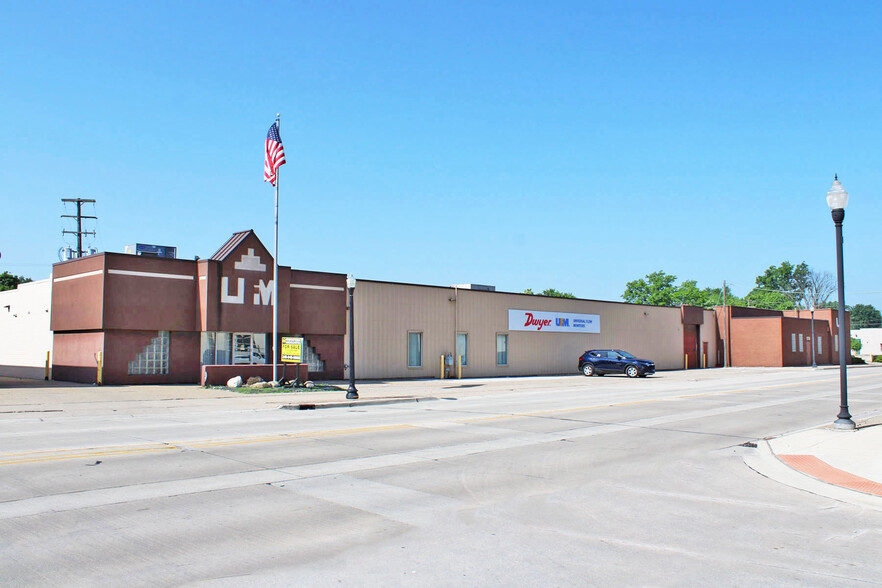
354, 281, 691, 379
353, 281, 455, 379
458, 292, 685, 377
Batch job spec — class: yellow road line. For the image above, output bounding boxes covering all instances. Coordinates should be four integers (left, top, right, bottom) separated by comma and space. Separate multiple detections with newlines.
3, 372, 877, 466
0, 423, 414, 466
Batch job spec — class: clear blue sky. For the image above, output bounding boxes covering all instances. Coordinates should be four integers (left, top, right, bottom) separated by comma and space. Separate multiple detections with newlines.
2, 1, 880, 309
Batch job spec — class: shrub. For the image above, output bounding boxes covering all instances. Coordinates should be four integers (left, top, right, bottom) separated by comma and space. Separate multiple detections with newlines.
874, 355, 882, 363
852, 356, 866, 364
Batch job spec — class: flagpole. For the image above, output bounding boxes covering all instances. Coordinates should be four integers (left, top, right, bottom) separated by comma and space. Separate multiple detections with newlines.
273, 113, 280, 384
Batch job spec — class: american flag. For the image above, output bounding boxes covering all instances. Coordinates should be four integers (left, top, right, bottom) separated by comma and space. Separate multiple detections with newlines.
264, 122, 286, 186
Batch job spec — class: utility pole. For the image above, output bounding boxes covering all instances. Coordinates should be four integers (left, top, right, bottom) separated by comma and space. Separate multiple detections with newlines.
61, 198, 97, 258
722, 280, 729, 368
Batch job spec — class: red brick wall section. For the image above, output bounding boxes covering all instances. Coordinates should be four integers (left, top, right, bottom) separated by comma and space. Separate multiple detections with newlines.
781, 317, 817, 367
197, 259, 221, 332
215, 233, 281, 333
288, 270, 347, 335
102, 331, 202, 385
102, 254, 200, 332
52, 331, 105, 383
306, 334, 344, 379
730, 317, 783, 367
51, 255, 106, 332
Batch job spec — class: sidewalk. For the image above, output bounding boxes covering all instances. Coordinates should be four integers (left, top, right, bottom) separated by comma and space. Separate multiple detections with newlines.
745, 414, 882, 511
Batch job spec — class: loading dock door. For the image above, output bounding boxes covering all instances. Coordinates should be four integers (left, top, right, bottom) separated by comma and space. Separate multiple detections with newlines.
683, 325, 699, 369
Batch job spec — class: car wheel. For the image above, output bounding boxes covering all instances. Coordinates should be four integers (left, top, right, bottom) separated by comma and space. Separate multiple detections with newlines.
582, 363, 595, 377
625, 365, 638, 378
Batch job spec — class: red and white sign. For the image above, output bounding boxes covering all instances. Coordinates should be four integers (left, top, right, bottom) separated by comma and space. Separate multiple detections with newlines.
508, 309, 600, 333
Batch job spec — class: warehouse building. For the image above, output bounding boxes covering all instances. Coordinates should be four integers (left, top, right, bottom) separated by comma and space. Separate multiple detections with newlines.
1, 230, 848, 385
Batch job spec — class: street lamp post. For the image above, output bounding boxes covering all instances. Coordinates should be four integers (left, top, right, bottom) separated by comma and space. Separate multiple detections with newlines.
826, 175, 855, 430
810, 304, 817, 369
346, 275, 358, 400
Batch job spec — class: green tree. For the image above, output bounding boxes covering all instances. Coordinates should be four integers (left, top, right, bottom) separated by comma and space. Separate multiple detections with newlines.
671, 280, 704, 307
699, 286, 744, 308
746, 261, 810, 309
0, 271, 32, 292
851, 337, 862, 353
623, 273, 745, 308
622, 271, 678, 306
539, 288, 575, 299
850, 304, 882, 329
523, 287, 576, 298
746, 289, 795, 310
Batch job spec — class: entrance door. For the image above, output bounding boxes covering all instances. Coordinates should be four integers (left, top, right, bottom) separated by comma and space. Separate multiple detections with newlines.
233, 333, 253, 365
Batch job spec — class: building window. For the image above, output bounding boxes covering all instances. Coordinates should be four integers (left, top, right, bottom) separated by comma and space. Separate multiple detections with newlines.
408, 332, 422, 368
201, 332, 266, 365
835, 335, 839, 352
456, 333, 468, 366
497, 334, 508, 366
799, 335, 804, 352
302, 340, 325, 372
818, 337, 822, 354
128, 331, 169, 375
791, 333, 796, 353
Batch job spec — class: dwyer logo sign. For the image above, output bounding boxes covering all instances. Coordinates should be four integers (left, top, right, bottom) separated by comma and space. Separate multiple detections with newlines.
509, 309, 601, 333
221, 249, 273, 306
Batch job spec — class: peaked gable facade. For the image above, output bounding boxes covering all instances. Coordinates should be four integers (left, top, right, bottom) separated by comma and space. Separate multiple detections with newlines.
51, 231, 346, 384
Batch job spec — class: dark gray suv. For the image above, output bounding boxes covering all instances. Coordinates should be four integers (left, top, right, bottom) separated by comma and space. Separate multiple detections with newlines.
578, 349, 655, 378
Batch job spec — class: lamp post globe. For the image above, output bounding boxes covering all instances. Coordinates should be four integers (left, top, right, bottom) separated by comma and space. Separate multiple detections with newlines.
346, 274, 358, 400
827, 175, 855, 430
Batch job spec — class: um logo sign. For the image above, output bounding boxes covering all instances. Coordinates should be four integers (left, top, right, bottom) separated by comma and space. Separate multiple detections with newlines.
253, 279, 273, 305
221, 277, 273, 306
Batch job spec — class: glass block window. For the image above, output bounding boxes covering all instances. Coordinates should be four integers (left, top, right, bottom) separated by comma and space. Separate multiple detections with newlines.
128, 331, 169, 375
304, 341, 325, 372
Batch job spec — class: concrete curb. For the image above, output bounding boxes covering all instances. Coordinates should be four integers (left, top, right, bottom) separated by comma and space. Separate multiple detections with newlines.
279, 396, 441, 410
743, 439, 882, 512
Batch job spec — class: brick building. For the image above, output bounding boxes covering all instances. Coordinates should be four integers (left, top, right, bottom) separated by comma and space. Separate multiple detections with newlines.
50, 230, 346, 384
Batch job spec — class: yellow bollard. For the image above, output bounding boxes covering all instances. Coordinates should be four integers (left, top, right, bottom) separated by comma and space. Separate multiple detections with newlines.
45, 351, 50, 380
684, 354, 688, 370
702, 353, 707, 369
440, 354, 445, 380
96, 351, 103, 385
457, 355, 462, 379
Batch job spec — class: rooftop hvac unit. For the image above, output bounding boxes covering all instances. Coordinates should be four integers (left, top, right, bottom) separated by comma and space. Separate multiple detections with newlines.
124, 243, 177, 259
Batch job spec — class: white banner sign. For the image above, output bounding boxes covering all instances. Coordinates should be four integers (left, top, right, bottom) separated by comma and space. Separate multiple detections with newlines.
508, 309, 601, 333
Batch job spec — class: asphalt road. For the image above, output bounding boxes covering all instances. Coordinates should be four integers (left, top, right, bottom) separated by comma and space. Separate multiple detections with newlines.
2, 368, 882, 587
